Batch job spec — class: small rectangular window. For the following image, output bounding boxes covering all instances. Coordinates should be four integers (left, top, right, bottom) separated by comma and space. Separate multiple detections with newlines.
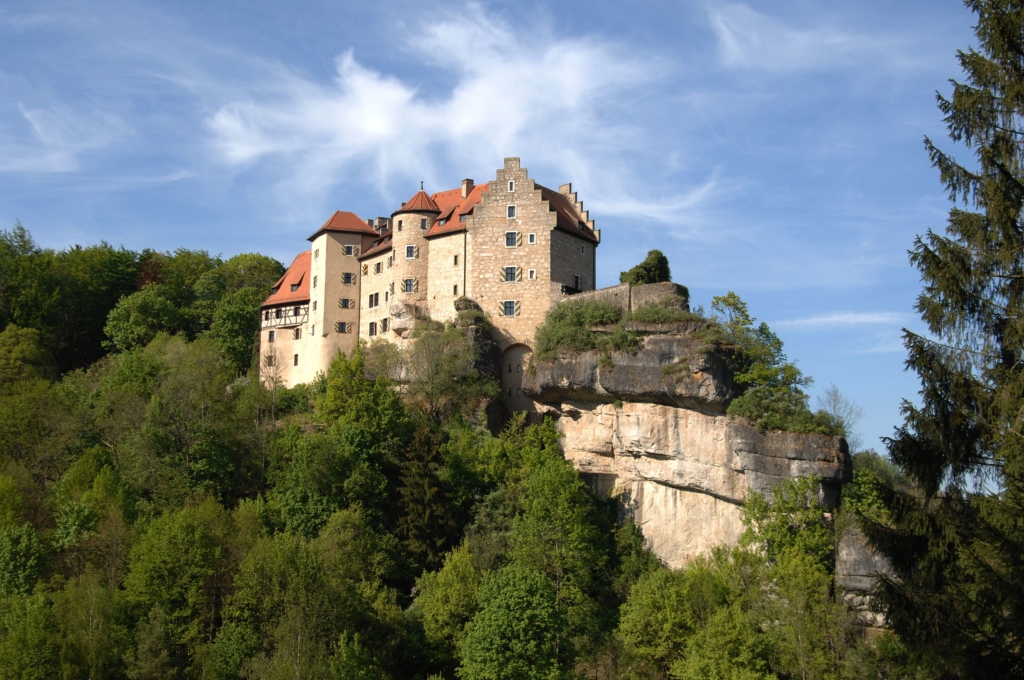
505, 232, 517, 247
508, 180, 514, 192
312, 325, 315, 335
574, 275, 582, 290
459, 214, 468, 223
528, 269, 536, 280
294, 306, 300, 316
398, 220, 403, 231
335, 321, 346, 333
517, 364, 521, 373
404, 279, 414, 293
344, 245, 354, 256
313, 276, 317, 288
314, 249, 319, 258
265, 355, 275, 366
406, 245, 415, 259
381, 318, 389, 332
517, 388, 521, 397
293, 354, 299, 366
375, 262, 382, 274
369, 322, 377, 337
420, 218, 427, 229
293, 328, 301, 340
312, 301, 317, 311
454, 255, 458, 265
343, 273, 353, 284
505, 266, 517, 282
507, 205, 516, 219
268, 331, 275, 342
340, 298, 350, 309
453, 284, 458, 295
264, 311, 269, 320
528, 233, 536, 244
275, 309, 282, 319
503, 301, 516, 317
385, 292, 388, 302
581, 245, 585, 254
291, 283, 299, 292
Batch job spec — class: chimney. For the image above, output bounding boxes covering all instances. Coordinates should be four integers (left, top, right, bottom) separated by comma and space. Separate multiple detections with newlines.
461, 178, 474, 199
376, 217, 390, 231
366, 218, 374, 229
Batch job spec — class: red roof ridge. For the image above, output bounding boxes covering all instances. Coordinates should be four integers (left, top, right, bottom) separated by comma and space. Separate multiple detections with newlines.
308, 210, 378, 240
262, 251, 311, 307
394, 189, 441, 214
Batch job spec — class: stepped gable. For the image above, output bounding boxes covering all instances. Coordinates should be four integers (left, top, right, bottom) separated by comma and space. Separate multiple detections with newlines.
394, 189, 441, 215
426, 182, 490, 238
358, 231, 393, 260
261, 251, 310, 307
537, 184, 599, 243
307, 210, 378, 240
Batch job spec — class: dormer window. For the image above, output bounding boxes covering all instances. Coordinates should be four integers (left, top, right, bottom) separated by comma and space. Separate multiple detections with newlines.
438, 219, 447, 226
459, 214, 468, 223
290, 283, 299, 292
271, 287, 279, 295
577, 221, 585, 230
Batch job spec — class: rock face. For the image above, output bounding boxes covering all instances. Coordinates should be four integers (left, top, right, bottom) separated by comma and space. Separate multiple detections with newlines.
547, 400, 850, 568
836, 526, 892, 629
523, 325, 737, 412
523, 319, 854, 567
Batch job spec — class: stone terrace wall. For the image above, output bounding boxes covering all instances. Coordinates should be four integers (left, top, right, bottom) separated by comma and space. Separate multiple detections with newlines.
558, 281, 690, 315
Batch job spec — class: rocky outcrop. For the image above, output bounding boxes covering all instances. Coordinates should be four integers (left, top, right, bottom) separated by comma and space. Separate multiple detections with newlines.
546, 400, 850, 567
836, 526, 892, 629
523, 329, 737, 412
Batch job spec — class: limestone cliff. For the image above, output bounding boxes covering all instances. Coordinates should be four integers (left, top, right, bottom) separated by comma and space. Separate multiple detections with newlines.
523, 326, 852, 569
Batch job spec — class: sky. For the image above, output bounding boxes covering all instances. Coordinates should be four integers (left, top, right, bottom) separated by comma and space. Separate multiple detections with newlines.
0, 0, 978, 452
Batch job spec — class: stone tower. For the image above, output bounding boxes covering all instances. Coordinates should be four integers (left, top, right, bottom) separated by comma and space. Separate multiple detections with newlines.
390, 188, 438, 331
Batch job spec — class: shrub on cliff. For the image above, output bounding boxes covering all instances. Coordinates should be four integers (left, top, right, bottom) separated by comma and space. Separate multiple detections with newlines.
619, 250, 671, 285
533, 299, 639, 361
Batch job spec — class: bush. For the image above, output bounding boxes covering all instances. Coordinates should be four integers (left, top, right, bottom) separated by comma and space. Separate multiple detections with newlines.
619, 250, 671, 285
534, 300, 639, 361
727, 386, 840, 436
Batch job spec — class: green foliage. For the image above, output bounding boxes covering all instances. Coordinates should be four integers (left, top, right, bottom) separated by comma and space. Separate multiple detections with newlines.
52, 570, 131, 680
534, 299, 639, 361
405, 324, 499, 421
104, 283, 187, 352
399, 425, 457, 572
858, 4, 1024, 676
624, 302, 699, 324
0, 593, 59, 680
415, 543, 481, 668
459, 564, 567, 680
0, 325, 57, 385
0, 523, 44, 596
741, 476, 834, 570
207, 287, 265, 375
670, 604, 775, 680
619, 249, 671, 285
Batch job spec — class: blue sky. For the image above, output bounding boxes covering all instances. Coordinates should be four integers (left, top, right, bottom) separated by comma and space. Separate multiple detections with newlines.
0, 0, 977, 451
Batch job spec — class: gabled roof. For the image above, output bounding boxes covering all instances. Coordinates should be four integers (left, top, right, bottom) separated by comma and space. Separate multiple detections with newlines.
394, 190, 441, 215
307, 210, 378, 241
359, 232, 393, 260
262, 252, 310, 307
425, 183, 490, 238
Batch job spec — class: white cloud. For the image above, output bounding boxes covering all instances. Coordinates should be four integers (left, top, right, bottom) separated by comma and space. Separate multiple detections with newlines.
203, 4, 719, 224
774, 311, 908, 329
708, 3, 920, 74
0, 104, 126, 173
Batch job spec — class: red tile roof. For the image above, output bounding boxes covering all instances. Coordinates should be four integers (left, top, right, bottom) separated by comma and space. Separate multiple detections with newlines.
307, 210, 378, 241
359, 232, 393, 260
262, 251, 310, 307
425, 183, 490, 238
394, 190, 441, 215
537, 184, 599, 243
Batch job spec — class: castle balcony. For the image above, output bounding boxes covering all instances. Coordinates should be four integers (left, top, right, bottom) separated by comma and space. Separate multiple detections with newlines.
260, 304, 309, 329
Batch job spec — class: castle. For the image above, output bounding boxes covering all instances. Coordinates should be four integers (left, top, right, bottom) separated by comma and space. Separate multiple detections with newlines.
258, 158, 601, 409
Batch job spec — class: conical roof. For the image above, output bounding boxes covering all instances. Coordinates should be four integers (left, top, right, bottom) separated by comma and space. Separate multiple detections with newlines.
394, 189, 440, 215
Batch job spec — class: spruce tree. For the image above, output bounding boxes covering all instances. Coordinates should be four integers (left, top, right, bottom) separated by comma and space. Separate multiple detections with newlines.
862, 2, 1024, 675
399, 425, 455, 572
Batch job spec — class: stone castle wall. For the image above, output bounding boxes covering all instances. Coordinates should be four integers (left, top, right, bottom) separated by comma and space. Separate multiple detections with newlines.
426, 232, 466, 323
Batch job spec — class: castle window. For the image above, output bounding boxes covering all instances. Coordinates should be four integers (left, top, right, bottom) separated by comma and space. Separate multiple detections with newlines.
264, 311, 269, 320
503, 300, 516, 317
343, 273, 353, 284
271, 287, 278, 295
293, 306, 300, 316
385, 292, 388, 302
505, 266, 517, 282
291, 283, 299, 292
517, 364, 521, 373
368, 292, 379, 309
265, 355, 275, 366
528, 233, 536, 244
406, 245, 415, 259
275, 309, 282, 319
335, 321, 348, 333
293, 354, 299, 366
404, 279, 414, 293
454, 255, 458, 265
345, 245, 354, 256
578, 221, 585, 231
421, 218, 427, 229
374, 262, 383, 274
312, 325, 315, 335
438, 219, 446, 226
313, 276, 318, 288
381, 318, 389, 332
517, 388, 521, 397
314, 249, 319, 258
574, 275, 582, 290
508, 180, 514, 192
268, 331, 275, 342
459, 214, 468, 223
581, 245, 586, 254
505, 232, 518, 247
293, 328, 300, 340
312, 301, 317, 311
528, 269, 536, 280
340, 298, 350, 309
507, 205, 517, 218
369, 322, 377, 337
453, 284, 458, 295
398, 220, 403, 231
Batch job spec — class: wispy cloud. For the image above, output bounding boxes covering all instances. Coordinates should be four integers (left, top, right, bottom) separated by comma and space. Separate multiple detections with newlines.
708, 3, 923, 74
774, 311, 908, 329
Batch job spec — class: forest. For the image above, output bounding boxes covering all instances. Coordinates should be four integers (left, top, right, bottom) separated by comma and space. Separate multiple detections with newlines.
2, 1, 1024, 678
